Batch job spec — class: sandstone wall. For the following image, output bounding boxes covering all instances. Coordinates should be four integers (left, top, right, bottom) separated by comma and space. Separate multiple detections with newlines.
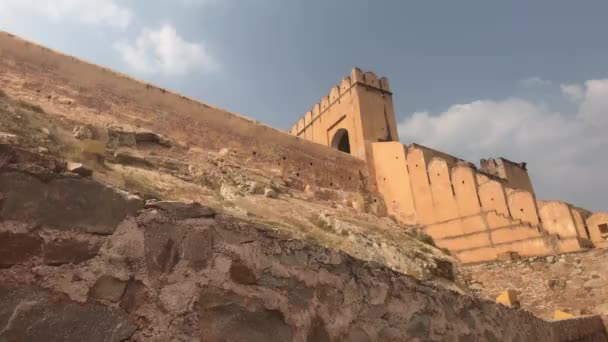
0, 31, 367, 193
459, 249, 608, 329
1, 146, 606, 341
369, 142, 591, 263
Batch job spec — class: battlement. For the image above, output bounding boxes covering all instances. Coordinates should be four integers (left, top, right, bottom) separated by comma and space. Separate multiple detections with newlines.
289, 68, 398, 160
480, 157, 534, 193
289, 68, 391, 137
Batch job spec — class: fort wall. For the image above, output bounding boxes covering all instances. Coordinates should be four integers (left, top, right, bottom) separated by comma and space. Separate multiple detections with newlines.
369, 142, 597, 263
0, 31, 369, 194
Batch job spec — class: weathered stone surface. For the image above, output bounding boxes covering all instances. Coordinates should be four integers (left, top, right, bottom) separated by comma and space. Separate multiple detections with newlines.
182, 228, 214, 269
135, 131, 171, 147
0, 132, 19, 144
229, 260, 257, 285
72, 125, 94, 140
145, 200, 216, 219
0, 171, 143, 234
198, 288, 293, 342
0, 286, 135, 341
144, 222, 181, 275
264, 187, 278, 198
307, 316, 330, 342
460, 248, 608, 320
43, 238, 100, 265
89, 275, 128, 302
0, 231, 43, 267
107, 128, 171, 149
113, 151, 153, 168
67, 161, 93, 177
0, 159, 606, 341
119, 279, 148, 314
107, 127, 136, 148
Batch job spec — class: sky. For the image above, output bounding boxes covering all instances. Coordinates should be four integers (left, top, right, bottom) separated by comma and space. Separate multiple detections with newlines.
1, 0, 607, 211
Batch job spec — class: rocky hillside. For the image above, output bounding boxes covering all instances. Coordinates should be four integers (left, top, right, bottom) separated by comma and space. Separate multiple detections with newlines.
0, 90, 454, 285
1, 144, 606, 341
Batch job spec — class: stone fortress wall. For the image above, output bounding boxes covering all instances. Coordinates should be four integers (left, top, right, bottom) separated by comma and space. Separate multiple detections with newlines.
290, 69, 608, 263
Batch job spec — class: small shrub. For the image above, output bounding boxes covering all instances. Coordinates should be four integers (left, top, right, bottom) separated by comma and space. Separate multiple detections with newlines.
419, 245, 432, 254
16, 100, 44, 113
413, 230, 436, 247
310, 214, 334, 232
440, 247, 451, 256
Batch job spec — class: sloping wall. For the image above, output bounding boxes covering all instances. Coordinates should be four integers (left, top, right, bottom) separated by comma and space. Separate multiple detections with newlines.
0, 31, 368, 193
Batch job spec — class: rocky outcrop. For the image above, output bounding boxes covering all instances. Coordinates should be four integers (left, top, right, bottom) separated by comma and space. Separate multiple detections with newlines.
459, 249, 608, 327
0, 146, 606, 341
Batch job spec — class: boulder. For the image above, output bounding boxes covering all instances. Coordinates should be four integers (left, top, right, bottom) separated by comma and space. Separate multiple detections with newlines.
264, 188, 278, 199
72, 125, 94, 140
67, 161, 93, 177
135, 131, 171, 147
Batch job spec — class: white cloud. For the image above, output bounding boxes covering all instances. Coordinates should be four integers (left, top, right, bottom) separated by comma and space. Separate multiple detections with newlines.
178, 0, 215, 6
114, 24, 216, 75
0, 0, 131, 29
560, 83, 584, 102
519, 76, 552, 88
398, 79, 608, 211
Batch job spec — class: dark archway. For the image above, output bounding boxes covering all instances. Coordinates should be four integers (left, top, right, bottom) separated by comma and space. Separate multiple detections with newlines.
330, 128, 351, 154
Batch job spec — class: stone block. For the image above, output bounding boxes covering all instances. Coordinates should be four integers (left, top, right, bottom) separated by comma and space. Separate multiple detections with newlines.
198, 288, 293, 341
553, 310, 575, 320
90, 275, 128, 302
495, 290, 519, 307
0, 285, 135, 341
0, 232, 43, 267
43, 238, 100, 265
120, 279, 148, 313
229, 260, 257, 285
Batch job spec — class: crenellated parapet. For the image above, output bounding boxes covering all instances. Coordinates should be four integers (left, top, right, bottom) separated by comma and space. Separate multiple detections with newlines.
480, 157, 534, 194
289, 67, 391, 137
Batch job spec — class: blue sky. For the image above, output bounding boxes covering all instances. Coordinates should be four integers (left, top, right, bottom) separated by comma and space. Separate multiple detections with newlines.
1, 0, 607, 211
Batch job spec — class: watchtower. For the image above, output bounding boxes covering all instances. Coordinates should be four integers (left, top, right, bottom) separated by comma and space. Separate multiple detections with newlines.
289, 68, 399, 160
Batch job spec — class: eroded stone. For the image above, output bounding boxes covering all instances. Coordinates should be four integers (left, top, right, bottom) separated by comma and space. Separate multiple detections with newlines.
89, 275, 128, 302
43, 238, 100, 265
0, 231, 43, 267
0, 286, 135, 341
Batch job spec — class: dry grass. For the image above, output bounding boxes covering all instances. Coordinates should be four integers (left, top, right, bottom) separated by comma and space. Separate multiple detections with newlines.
309, 214, 334, 232
412, 230, 437, 247
16, 100, 44, 113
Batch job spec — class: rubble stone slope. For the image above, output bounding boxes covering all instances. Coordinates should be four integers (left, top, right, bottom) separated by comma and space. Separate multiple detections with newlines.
1, 146, 606, 341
